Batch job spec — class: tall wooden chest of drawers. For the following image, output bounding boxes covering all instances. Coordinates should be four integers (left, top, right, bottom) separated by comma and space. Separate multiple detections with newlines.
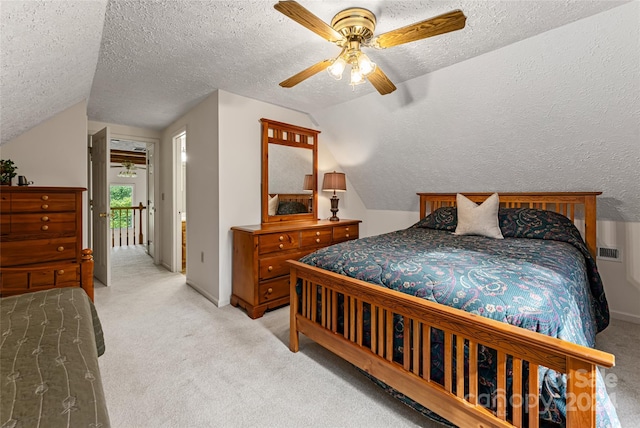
231, 219, 361, 319
0, 187, 85, 297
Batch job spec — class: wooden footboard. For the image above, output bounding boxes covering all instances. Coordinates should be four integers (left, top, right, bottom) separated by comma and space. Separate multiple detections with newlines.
289, 260, 614, 427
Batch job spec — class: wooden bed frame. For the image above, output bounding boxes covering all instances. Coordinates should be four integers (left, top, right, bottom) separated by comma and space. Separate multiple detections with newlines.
288, 192, 613, 428
0, 248, 95, 301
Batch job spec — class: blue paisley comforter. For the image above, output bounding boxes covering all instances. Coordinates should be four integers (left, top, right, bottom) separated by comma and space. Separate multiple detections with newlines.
299, 208, 619, 427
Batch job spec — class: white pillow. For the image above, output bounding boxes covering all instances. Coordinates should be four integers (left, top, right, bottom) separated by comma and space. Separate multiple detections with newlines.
268, 194, 279, 216
454, 193, 504, 239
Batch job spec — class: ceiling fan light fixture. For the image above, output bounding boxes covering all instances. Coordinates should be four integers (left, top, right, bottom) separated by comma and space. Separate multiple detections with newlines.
118, 160, 137, 178
357, 52, 376, 76
350, 66, 365, 86
327, 56, 346, 80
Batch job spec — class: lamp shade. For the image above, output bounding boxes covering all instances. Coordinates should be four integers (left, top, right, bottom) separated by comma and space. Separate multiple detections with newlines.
322, 171, 346, 192
302, 174, 314, 191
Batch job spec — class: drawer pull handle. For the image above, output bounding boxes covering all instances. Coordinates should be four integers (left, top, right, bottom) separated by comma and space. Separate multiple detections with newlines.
41, 195, 49, 201
316, 231, 320, 236
57, 246, 64, 252
346, 234, 350, 238
279, 235, 284, 241
345, 227, 349, 231
57, 270, 65, 275
41, 216, 49, 221
278, 243, 284, 249
267, 288, 273, 294
42, 204, 49, 210
41, 225, 49, 231
316, 238, 320, 243
268, 266, 273, 272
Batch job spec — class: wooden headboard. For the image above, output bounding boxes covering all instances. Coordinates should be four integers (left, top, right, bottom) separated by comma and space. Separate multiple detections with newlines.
270, 193, 312, 212
417, 192, 601, 258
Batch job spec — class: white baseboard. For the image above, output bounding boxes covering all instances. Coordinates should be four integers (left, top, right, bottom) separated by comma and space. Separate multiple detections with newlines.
186, 279, 220, 306
610, 310, 640, 324
161, 262, 172, 271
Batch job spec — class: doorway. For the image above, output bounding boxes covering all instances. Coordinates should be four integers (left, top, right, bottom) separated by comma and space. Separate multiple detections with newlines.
173, 131, 187, 274
90, 128, 158, 286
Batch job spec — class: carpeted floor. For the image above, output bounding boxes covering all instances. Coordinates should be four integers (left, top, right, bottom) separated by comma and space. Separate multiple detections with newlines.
95, 246, 639, 427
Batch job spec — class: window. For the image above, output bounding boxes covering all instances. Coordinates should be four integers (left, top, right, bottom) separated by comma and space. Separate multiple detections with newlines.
110, 185, 133, 229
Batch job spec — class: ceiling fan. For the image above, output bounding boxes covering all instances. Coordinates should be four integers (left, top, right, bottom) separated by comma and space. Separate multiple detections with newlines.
274, 1, 467, 95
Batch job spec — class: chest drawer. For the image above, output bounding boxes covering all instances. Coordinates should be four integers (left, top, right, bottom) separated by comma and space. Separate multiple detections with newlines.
301, 228, 332, 248
258, 232, 299, 254
0, 263, 79, 291
10, 192, 76, 213
0, 237, 77, 267
0, 193, 9, 213
8, 212, 76, 235
333, 224, 358, 242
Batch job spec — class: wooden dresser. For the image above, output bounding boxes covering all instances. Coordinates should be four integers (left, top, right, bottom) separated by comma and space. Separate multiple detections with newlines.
231, 219, 361, 319
0, 187, 88, 298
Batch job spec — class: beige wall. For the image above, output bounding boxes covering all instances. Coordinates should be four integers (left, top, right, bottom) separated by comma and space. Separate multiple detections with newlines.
1, 101, 89, 246
161, 91, 220, 303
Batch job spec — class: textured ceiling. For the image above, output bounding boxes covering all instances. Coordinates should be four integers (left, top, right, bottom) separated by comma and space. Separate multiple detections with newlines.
0, 0, 108, 143
1, 0, 627, 143
1, 1, 637, 220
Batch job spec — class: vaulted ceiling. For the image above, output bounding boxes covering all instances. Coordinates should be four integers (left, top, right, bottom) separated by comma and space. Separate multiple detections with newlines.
1, 0, 627, 141
1, 1, 638, 220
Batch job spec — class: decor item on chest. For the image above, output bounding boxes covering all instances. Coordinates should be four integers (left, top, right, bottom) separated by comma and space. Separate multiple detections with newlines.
0, 159, 17, 185
17, 175, 33, 186
274, 1, 466, 94
118, 160, 137, 178
322, 171, 346, 221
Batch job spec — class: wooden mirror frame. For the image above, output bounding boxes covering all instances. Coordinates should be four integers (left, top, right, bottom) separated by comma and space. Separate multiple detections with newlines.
261, 118, 319, 224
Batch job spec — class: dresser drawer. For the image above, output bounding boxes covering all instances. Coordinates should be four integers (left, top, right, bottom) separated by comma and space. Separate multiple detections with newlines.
9, 212, 76, 235
333, 224, 358, 242
258, 250, 314, 280
301, 228, 332, 248
0, 237, 77, 266
10, 192, 76, 213
258, 232, 299, 254
258, 277, 290, 304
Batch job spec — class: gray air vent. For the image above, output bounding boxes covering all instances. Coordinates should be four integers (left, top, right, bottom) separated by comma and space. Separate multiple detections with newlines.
598, 247, 621, 262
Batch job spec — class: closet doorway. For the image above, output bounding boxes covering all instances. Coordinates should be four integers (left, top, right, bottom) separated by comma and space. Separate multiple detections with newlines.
173, 130, 187, 274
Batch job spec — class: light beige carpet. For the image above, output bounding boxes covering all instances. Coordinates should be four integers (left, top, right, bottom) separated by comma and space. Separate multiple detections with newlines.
95, 246, 638, 427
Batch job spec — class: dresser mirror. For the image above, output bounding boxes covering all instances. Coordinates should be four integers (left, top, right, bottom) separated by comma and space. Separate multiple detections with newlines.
261, 118, 319, 224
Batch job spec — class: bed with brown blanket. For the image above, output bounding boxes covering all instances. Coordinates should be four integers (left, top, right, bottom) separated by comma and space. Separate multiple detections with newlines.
288, 192, 618, 427
0, 253, 110, 427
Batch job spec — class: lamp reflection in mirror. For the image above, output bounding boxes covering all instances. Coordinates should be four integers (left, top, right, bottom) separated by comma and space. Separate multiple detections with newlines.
303, 174, 314, 212
322, 171, 346, 221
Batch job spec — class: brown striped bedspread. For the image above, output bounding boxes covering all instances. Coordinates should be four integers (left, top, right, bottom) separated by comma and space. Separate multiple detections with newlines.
1, 288, 110, 427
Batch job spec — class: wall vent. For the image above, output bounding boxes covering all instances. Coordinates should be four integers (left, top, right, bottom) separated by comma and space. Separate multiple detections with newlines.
598, 247, 621, 262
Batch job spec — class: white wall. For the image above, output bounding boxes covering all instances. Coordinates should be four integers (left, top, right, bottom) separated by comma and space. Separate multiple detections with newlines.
597, 221, 640, 324
1, 101, 90, 246
216, 90, 368, 306
161, 92, 220, 303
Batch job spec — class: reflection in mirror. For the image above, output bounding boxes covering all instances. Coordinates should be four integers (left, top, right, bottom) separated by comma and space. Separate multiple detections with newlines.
261, 118, 318, 224
268, 144, 313, 195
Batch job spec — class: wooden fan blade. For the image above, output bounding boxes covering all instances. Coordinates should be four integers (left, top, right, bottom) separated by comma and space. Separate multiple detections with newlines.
372, 10, 466, 49
274, 1, 344, 43
367, 66, 396, 95
280, 59, 332, 88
